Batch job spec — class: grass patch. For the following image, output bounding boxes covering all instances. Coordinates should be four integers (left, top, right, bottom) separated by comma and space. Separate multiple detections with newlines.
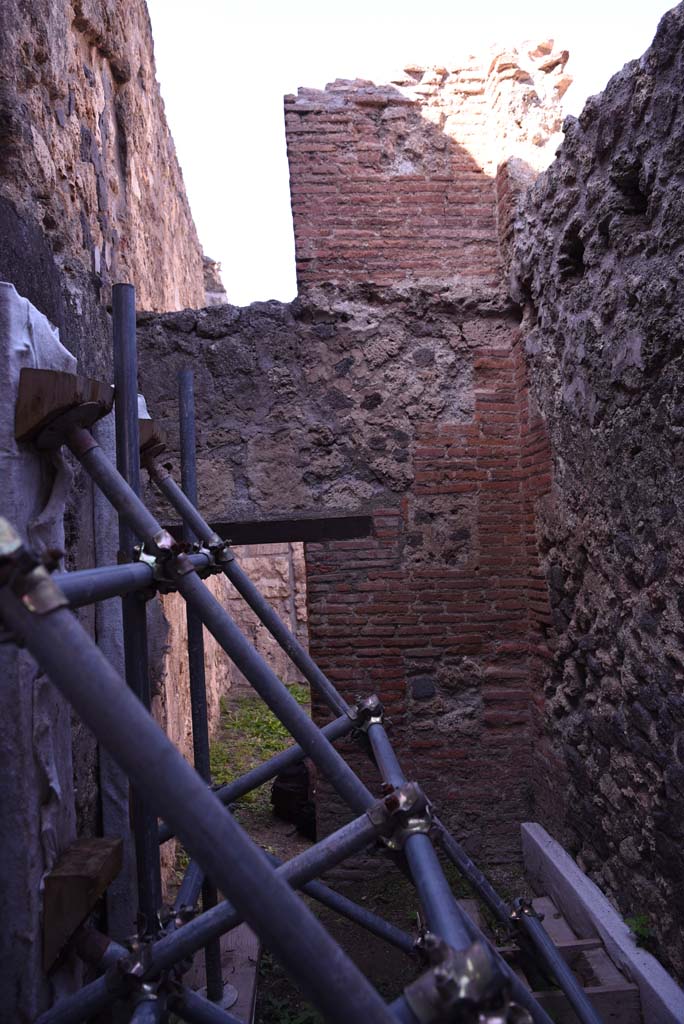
209, 685, 310, 807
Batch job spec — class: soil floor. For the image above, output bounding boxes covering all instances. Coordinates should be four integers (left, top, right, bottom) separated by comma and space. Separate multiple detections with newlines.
191, 677, 535, 1024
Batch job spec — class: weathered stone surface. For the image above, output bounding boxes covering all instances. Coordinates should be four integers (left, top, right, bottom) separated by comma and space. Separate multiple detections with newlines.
0, 0, 205, 313
514, 2, 684, 978
285, 44, 568, 290
137, 282, 554, 865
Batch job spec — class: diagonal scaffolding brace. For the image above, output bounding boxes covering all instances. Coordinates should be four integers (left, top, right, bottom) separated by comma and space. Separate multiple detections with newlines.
0, 283, 605, 1024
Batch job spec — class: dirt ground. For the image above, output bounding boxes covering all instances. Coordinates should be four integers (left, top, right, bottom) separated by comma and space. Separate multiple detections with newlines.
194, 679, 535, 1024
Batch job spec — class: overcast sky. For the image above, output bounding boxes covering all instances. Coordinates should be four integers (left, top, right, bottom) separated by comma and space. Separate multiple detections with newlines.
146, 0, 674, 306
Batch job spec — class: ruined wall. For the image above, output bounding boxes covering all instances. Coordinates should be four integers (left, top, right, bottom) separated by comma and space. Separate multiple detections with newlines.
514, 2, 684, 976
0, 5, 213, 1006
137, 45, 566, 865
286, 48, 568, 290
137, 295, 551, 863
0, 0, 205, 318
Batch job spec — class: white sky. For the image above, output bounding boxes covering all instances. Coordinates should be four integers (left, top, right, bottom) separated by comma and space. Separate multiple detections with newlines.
146, 0, 674, 306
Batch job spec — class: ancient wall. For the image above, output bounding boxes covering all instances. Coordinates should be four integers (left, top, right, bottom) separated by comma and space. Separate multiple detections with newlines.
514, 2, 684, 976
0, 0, 205, 320
0, 3, 212, 1010
137, 45, 567, 865
137, 299, 552, 864
285, 47, 569, 290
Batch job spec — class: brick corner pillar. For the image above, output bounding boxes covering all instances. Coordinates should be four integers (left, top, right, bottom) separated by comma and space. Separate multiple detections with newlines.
281, 50, 566, 865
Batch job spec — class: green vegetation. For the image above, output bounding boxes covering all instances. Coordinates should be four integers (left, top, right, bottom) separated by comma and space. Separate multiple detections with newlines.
256, 953, 324, 1024
209, 684, 310, 806
626, 913, 658, 954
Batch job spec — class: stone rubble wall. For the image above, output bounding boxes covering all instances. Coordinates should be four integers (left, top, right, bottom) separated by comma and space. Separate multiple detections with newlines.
0, 0, 206, 314
137, 285, 553, 865
513, 2, 684, 978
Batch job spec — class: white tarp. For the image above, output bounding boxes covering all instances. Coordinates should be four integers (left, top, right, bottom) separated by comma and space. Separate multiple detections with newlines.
0, 282, 79, 1016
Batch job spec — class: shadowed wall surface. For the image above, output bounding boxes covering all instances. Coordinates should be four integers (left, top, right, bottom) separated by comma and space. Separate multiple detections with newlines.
514, 1, 684, 978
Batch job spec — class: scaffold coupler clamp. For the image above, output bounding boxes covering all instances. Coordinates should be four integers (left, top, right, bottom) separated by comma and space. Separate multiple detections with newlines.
403, 933, 532, 1023
0, 519, 67, 639
134, 546, 182, 595
107, 937, 157, 995
208, 534, 233, 568
509, 897, 541, 926
348, 693, 385, 733
367, 780, 437, 850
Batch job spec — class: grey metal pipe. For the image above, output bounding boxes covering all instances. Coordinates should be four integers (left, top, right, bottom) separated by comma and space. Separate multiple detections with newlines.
178, 368, 223, 1003
514, 908, 604, 1024
1, 588, 389, 1024
223, 557, 349, 716
366, 723, 471, 953
435, 910, 555, 1024
129, 997, 164, 1023
35, 802, 382, 1023
69, 431, 174, 554
170, 987, 244, 1024
367, 722, 405, 788
54, 553, 211, 608
262, 851, 416, 958
112, 282, 161, 934
150, 468, 223, 548
69, 431, 373, 816
435, 818, 511, 928
157, 713, 353, 845
148, 464, 349, 718
174, 567, 374, 816
403, 835, 471, 952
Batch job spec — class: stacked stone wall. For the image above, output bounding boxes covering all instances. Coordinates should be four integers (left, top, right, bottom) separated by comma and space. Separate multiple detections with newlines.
0, 0, 205, 318
514, 2, 684, 977
137, 283, 553, 863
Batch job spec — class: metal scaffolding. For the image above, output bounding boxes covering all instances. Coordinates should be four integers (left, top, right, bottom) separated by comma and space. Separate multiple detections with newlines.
0, 284, 605, 1024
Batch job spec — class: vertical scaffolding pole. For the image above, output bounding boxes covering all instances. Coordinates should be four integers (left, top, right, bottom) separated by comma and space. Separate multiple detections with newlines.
178, 368, 223, 1002
112, 283, 161, 933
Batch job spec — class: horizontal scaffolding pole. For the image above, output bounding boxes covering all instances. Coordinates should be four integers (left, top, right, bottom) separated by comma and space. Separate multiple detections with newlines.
0, 579, 395, 1024
54, 553, 211, 607
147, 461, 350, 718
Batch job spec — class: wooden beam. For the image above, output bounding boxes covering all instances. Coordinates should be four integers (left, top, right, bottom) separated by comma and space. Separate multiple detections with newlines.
43, 837, 122, 971
168, 513, 374, 546
15, 368, 113, 443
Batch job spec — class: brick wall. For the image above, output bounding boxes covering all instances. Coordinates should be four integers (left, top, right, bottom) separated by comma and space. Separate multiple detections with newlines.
284, 51, 567, 862
138, 42, 566, 868
306, 320, 555, 862
285, 48, 568, 290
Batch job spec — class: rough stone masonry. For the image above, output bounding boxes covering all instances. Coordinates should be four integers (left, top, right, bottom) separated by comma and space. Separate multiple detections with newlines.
514, 1, 684, 979
138, 44, 569, 864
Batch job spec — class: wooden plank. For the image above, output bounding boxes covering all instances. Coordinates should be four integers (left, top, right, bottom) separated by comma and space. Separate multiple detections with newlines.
532, 896, 577, 943
43, 837, 122, 970
168, 513, 374, 546
584, 947, 631, 989
522, 823, 682, 1024
15, 367, 113, 442
532, 983, 642, 1024
186, 923, 261, 1023
499, 936, 602, 963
